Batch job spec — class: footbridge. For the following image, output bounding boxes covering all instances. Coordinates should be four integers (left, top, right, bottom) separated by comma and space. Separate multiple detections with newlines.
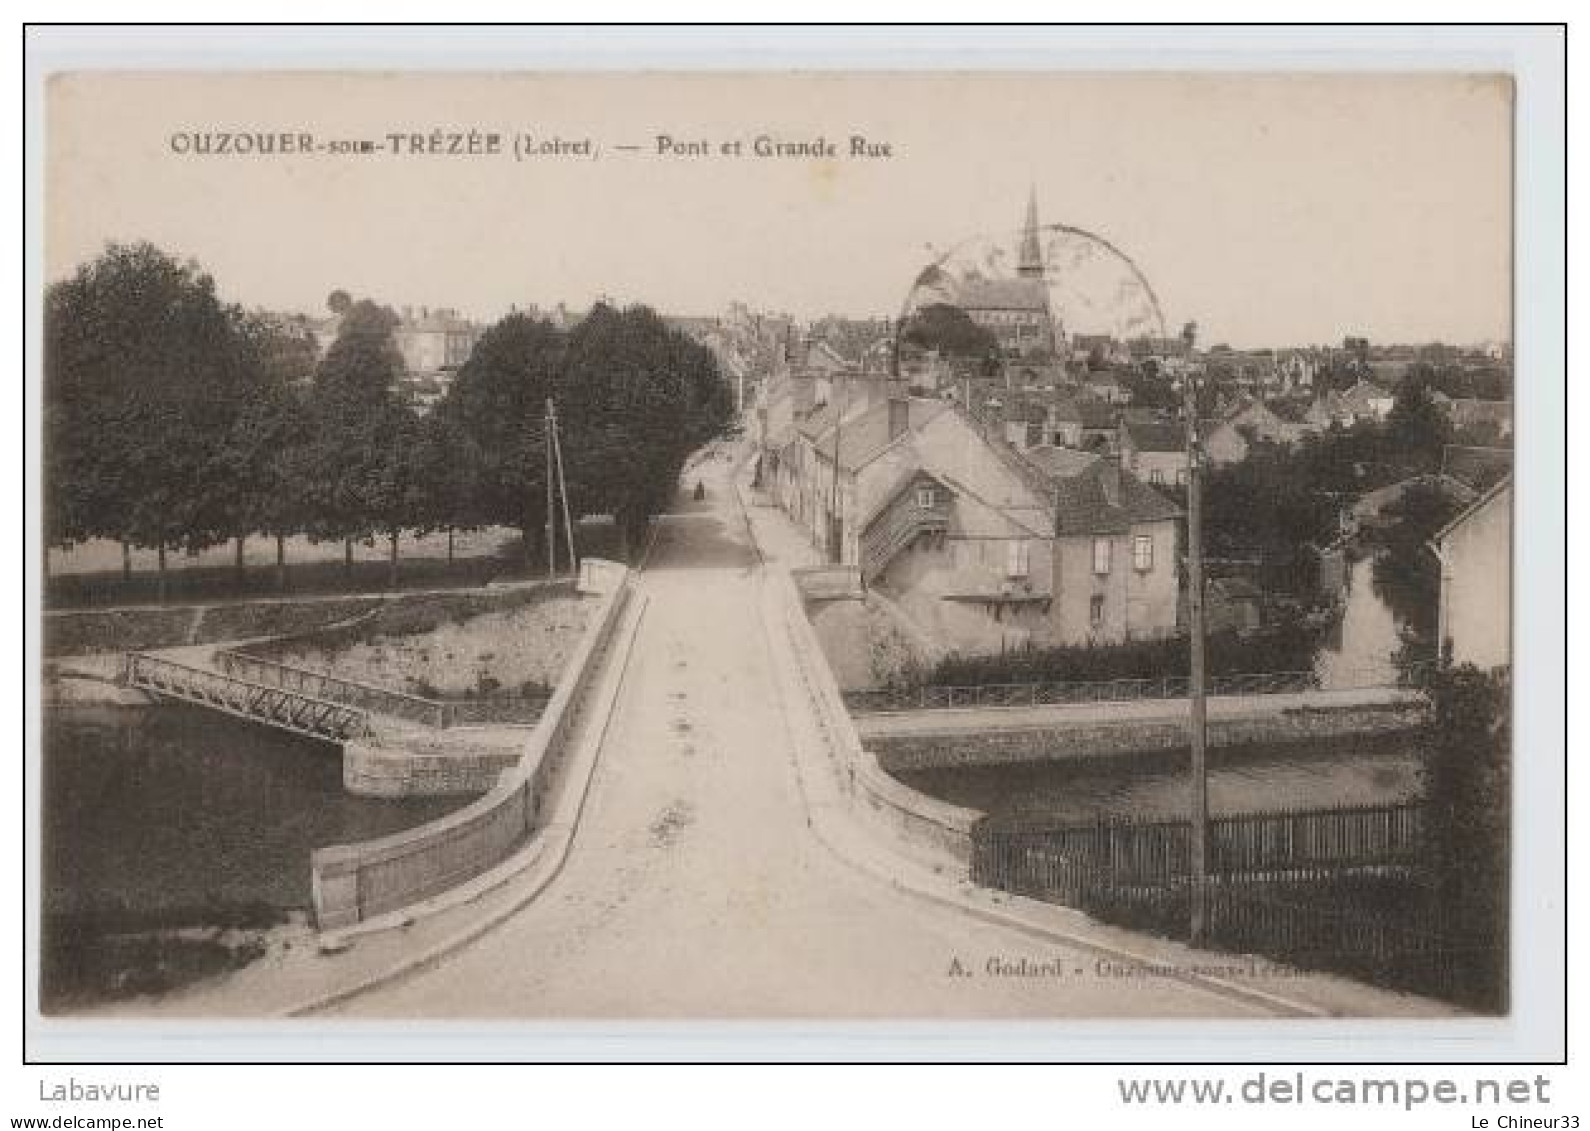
123, 651, 373, 742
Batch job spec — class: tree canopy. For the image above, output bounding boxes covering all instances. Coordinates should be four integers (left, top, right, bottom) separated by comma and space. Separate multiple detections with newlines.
900, 303, 1000, 363
45, 244, 736, 596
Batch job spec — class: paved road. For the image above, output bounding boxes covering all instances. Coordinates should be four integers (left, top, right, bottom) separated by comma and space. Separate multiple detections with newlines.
333, 455, 1270, 1019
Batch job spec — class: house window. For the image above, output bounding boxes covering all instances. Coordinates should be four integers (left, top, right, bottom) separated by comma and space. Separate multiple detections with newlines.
1175, 468, 1189, 486
916, 485, 936, 509
1148, 469, 1164, 485
1133, 534, 1154, 572
1092, 538, 1112, 575
1006, 539, 1030, 578
1089, 595, 1106, 627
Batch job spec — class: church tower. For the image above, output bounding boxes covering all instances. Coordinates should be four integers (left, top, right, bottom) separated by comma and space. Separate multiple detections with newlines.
1018, 186, 1045, 279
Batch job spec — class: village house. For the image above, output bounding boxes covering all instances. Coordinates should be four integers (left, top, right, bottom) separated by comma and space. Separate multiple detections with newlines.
1084, 371, 1132, 404
1048, 456, 1183, 645
800, 390, 1058, 653
1224, 396, 1310, 447
1442, 397, 1514, 443
1119, 416, 1188, 486
1337, 378, 1396, 422
1431, 475, 1512, 671
1303, 381, 1393, 430
394, 306, 481, 374
771, 376, 1182, 654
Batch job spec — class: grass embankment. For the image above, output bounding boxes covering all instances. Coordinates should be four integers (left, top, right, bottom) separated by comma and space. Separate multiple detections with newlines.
245, 584, 587, 702
43, 596, 384, 658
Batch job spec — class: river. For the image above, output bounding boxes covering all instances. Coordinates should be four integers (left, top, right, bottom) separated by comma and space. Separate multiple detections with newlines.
1315, 551, 1418, 689
891, 731, 1426, 824
42, 703, 465, 921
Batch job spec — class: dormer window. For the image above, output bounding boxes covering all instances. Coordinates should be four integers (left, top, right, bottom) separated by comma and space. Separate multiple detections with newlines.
916, 485, 937, 509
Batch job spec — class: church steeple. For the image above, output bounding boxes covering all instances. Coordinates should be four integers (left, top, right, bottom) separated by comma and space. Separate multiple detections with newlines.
1018, 185, 1045, 279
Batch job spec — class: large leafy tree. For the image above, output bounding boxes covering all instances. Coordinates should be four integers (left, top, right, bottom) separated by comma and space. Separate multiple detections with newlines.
1421, 663, 1511, 1011
558, 303, 733, 549
437, 313, 564, 558
44, 242, 262, 599
302, 299, 414, 579
900, 302, 1000, 362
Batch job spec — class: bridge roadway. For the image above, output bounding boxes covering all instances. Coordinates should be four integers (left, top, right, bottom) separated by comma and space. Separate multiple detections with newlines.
329, 452, 1289, 1019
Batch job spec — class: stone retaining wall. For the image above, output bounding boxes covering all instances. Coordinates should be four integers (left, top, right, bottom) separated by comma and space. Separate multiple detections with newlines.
871, 703, 1428, 772
309, 561, 632, 930
342, 737, 524, 799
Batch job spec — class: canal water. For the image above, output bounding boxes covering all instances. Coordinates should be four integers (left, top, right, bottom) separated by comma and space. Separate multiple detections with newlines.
1315, 552, 1416, 689
890, 732, 1426, 825
42, 703, 466, 921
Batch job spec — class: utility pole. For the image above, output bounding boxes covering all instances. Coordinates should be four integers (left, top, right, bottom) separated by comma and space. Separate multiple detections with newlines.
545, 398, 557, 581
549, 398, 577, 575
828, 374, 846, 564
1183, 362, 1210, 947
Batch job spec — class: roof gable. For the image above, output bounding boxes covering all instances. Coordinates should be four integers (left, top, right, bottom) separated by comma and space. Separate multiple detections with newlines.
1053, 460, 1182, 536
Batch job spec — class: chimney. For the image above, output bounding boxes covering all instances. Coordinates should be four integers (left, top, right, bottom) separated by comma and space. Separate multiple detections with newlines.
888, 387, 911, 442
1100, 453, 1123, 507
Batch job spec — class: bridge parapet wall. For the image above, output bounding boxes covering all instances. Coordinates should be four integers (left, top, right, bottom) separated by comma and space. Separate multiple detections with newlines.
310, 561, 632, 930
771, 571, 979, 873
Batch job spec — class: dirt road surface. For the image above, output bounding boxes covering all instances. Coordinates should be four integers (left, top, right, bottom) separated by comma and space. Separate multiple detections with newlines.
331, 453, 1271, 1019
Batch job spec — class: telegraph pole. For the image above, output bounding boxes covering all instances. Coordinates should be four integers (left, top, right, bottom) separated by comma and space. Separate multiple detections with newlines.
545, 399, 557, 581
549, 398, 577, 575
1183, 360, 1210, 947
828, 374, 847, 564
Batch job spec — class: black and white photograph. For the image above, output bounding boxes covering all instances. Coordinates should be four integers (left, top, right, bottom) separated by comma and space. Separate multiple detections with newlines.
19, 26, 1567, 1081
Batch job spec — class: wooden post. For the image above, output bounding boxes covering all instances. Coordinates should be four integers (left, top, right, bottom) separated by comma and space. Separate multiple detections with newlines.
275, 534, 287, 593
1185, 365, 1210, 947
156, 542, 168, 605
545, 399, 556, 581
550, 400, 577, 574
234, 534, 246, 590
344, 537, 354, 581
447, 526, 455, 564
388, 530, 399, 589
121, 539, 132, 584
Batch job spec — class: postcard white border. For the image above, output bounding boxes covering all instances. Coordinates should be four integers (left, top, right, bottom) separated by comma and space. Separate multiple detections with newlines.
19, 23, 1567, 1064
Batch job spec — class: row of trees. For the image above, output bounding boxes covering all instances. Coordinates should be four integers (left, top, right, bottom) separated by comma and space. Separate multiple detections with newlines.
44, 243, 734, 600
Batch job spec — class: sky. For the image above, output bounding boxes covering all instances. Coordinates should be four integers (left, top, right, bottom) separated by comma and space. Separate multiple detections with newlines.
46, 71, 1513, 349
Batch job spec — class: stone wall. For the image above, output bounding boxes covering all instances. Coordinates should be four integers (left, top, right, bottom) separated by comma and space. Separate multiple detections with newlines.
309, 561, 632, 931
871, 702, 1427, 773
342, 736, 523, 799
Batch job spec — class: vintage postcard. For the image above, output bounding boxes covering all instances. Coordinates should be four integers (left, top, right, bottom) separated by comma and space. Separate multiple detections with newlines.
30, 55, 1550, 1056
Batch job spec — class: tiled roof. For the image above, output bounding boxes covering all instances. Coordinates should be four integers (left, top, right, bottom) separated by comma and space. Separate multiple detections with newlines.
954, 276, 1051, 313
1023, 444, 1100, 479
1123, 417, 1184, 453
808, 397, 950, 472
1053, 460, 1182, 536
1077, 400, 1119, 429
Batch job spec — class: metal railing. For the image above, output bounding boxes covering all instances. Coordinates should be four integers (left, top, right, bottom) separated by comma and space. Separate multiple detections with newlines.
124, 652, 371, 741
843, 662, 1434, 715
214, 650, 549, 728
861, 502, 949, 582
